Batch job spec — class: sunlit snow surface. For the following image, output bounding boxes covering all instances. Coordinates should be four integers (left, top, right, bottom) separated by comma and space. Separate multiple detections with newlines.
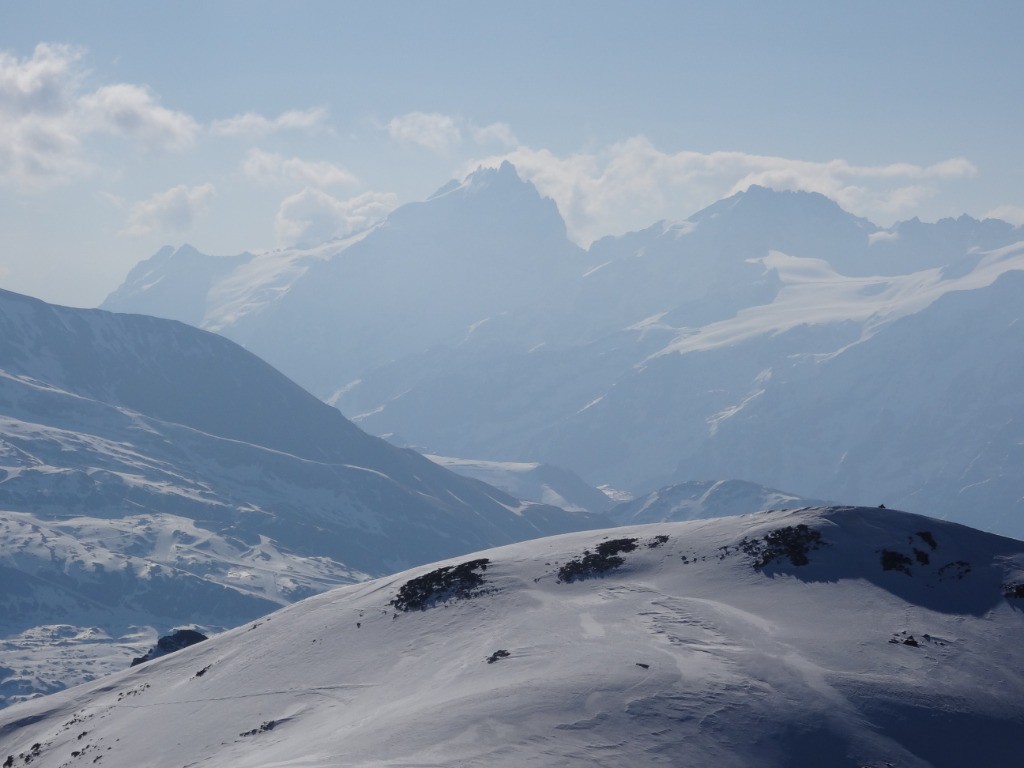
2, 507, 1022, 767
652, 243, 1024, 359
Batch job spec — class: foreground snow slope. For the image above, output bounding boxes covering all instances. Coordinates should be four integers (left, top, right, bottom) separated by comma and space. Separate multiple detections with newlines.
2, 506, 1022, 768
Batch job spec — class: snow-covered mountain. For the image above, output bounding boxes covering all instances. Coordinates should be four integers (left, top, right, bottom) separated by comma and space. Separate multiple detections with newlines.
609, 479, 830, 525
0, 288, 601, 706
425, 454, 615, 513
2, 506, 1022, 767
102, 166, 1024, 539
104, 161, 592, 397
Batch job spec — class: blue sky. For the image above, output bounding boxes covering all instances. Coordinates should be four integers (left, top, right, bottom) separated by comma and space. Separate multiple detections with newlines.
1, 0, 1022, 306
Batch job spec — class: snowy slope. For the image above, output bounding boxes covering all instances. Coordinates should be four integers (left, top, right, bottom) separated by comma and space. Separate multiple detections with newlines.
0, 289, 601, 705
1, 506, 1022, 767
609, 479, 830, 524
426, 454, 614, 513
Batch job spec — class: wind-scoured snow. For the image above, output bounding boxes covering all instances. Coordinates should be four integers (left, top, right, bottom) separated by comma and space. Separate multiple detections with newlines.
1, 506, 1022, 767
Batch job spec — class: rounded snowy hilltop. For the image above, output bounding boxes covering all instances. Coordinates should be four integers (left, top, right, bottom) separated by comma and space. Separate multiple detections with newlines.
2, 506, 1023, 767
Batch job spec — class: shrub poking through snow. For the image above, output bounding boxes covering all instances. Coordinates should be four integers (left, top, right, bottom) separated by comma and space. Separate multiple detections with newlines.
1002, 583, 1024, 599
880, 549, 913, 575
916, 531, 938, 550
390, 559, 490, 612
557, 538, 639, 582
738, 524, 825, 570
240, 721, 278, 737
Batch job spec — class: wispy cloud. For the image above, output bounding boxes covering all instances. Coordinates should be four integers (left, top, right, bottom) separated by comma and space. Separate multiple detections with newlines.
79, 83, 199, 151
243, 149, 358, 188
210, 107, 329, 137
465, 137, 979, 244
386, 111, 517, 153
120, 183, 215, 236
275, 188, 397, 246
0, 43, 199, 189
0, 43, 89, 188
470, 121, 517, 148
387, 112, 461, 153
983, 204, 1024, 227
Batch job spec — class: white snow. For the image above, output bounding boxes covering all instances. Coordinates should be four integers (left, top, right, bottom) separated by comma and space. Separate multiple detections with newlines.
653, 244, 1024, 360
1, 506, 1021, 767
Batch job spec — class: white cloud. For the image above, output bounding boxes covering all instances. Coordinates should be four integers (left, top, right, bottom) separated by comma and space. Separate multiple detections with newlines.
463, 137, 980, 245
983, 204, 1024, 227
0, 43, 200, 189
470, 121, 518, 148
243, 149, 358, 188
120, 183, 215, 236
275, 188, 397, 246
210, 107, 329, 137
79, 84, 199, 151
0, 42, 82, 114
387, 112, 461, 153
0, 44, 88, 188
386, 112, 519, 153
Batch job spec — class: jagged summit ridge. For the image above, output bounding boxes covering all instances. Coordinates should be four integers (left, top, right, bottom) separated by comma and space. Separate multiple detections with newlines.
100, 171, 1024, 540
388, 160, 567, 239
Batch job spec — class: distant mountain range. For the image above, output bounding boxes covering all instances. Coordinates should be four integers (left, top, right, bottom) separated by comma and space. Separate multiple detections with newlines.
102, 163, 1024, 540
0, 288, 600, 706
3, 506, 1022, 767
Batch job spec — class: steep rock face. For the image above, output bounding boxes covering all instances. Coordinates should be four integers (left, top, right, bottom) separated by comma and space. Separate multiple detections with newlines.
1, 507, 1022, 767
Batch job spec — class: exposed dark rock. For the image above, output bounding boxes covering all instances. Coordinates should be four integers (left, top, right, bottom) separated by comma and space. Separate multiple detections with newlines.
739, 524, 825, 570
937, 560, 971, 581
916, 531, 938, 550
880, 550, 913, 575
647, 535, 669, 549
913, 548, 930, 565
390, 559, 490, 612
240, 720, 278, 737
130, 629, 208, 667
1002, 583, 1024, 599
486, 650, 510, 664
636, 662, 650, 669
557, 538, 639, 582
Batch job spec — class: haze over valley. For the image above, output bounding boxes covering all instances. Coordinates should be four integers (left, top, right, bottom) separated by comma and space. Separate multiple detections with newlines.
2, 3, 1023, 764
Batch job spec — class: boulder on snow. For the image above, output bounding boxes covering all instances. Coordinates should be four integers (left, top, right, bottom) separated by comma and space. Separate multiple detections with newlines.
130, 629, 208, 667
